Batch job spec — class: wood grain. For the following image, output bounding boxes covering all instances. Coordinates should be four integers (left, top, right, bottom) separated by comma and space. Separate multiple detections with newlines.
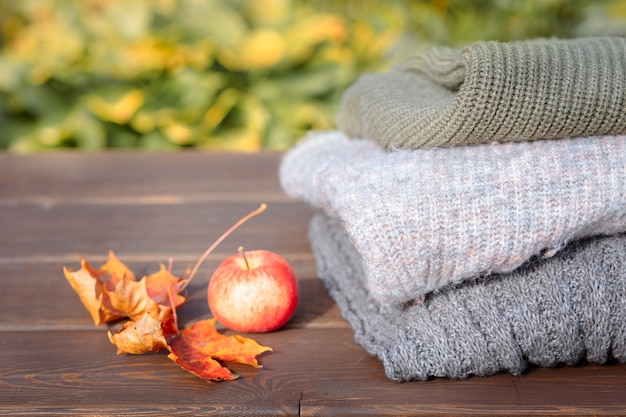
0, 151, 287, 201
0, 202, 315, 261
1, 330, 624, 416
1, 151, 625, 416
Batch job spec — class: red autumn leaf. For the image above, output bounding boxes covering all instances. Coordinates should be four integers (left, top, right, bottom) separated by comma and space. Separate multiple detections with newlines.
160, 308, 180, 340
167, 318, 272, 382
169, 346, 238, 382
108, 312, 169, 355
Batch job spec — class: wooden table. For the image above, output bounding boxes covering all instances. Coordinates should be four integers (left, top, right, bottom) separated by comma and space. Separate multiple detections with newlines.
1, 151, 624, 416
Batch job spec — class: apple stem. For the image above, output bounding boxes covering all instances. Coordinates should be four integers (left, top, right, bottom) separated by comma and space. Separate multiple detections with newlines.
238, 246, 250, 270
180, 203, 267, 290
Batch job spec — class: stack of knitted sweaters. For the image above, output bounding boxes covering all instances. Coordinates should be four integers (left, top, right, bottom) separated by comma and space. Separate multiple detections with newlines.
279, 37, 626, 381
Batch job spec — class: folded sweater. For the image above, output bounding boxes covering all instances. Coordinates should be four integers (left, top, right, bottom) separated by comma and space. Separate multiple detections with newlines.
280, 131, 626, 306
309, 212, 626, 381
337, 37, 626, 150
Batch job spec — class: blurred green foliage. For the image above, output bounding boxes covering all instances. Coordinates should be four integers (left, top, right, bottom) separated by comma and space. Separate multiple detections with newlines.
0, 0, 625, 151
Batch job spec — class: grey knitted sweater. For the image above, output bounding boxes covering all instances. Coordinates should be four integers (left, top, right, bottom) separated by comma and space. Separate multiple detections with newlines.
337, 37, 626, 150
309, 212, 626, 381
280, 131, 626, 306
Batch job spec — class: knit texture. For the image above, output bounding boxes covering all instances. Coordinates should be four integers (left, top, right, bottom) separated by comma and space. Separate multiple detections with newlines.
280, 131, 626, 306
309, 212, 626, 381
337, 37, 626, 150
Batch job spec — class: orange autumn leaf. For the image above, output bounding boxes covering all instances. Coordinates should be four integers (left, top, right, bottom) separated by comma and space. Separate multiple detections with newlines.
64, 251, 139, 325
63, 259, 109, 325
84, 250, 136, 296
107, 277, 168, 322
105, 266, 186, 353
63, 257, 128, 325
97, 250, 137, 286
92, 251, 138, 323
145, 264, 186, 309
105, 276, 180, 355
64, 251, 185, 326
108, 312, 169, 355
168, 318, 272, 382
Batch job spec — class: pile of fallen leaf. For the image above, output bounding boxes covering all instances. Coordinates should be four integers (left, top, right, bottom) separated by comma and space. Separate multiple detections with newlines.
64, 251, 271, 382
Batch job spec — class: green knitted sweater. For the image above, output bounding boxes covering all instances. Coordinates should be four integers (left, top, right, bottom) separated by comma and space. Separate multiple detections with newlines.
337, 37, 626, 150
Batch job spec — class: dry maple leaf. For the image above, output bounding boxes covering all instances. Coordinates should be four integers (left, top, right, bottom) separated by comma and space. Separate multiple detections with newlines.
64, 251, 182, 325
65, 251, 184, 354
63, 252, 130, 326
85, 250, 137, 314
64, 204, 272, 382
107, 277, 168, 322
63, 259, 108, 325
108, 312, 169, 355
167, 318, 272, 382
105, 262, 186, 355
145, 264, 187, 309
94, 250, 136, 284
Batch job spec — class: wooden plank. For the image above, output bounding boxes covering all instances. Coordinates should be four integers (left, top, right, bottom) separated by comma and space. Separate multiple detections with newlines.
1, 329, 624, 416
0, 201, 315, 260
300, 361, 626, 416
0, 151, 288, 201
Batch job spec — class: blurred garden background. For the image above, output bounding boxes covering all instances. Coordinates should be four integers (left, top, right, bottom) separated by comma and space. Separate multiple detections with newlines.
1, 0, 625, 152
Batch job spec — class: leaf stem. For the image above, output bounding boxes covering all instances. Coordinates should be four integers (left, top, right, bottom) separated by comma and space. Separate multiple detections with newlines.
167, 286, 179, 335
180, 203, 266, 290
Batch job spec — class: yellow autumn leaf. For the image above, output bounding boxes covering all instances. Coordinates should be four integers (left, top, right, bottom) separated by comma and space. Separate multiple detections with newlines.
203, 88, 240, 131
87, 89, 145, 124
162, 123, 194, 145
219, 28, 285, 71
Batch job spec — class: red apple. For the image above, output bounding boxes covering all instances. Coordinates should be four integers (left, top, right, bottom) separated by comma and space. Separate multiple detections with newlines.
208, 247, 299, 333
